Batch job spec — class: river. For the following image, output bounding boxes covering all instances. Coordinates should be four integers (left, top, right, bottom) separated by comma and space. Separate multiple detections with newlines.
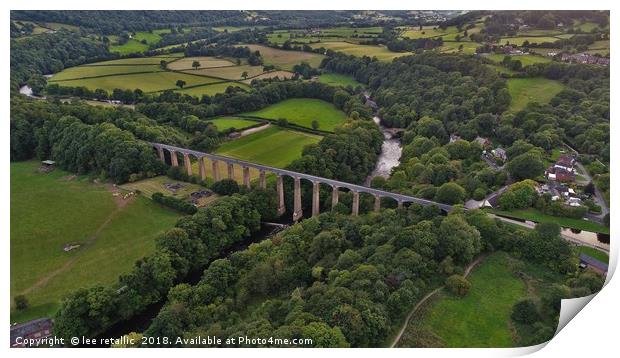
365, 116, 403, 186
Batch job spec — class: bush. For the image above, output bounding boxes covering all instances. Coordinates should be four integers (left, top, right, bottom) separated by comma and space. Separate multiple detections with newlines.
445, 274, 470, 296
511, 299, 540, 324
472, 187, 486, 201
14, 295, 28, 310
152, 192, 197, 214
211, 178, 240, 196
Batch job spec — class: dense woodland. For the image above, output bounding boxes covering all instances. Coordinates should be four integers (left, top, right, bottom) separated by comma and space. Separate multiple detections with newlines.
10, 10, 610, 348
53, 192, 603, 346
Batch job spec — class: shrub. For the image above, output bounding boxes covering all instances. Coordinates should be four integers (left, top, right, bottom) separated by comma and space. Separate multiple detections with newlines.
445, 274, 470, 296
152, 192, 197, 214
472, 187, 486, 201
14, 295, 28, 310
211, 178, 240, 196
511, 299, 540, 324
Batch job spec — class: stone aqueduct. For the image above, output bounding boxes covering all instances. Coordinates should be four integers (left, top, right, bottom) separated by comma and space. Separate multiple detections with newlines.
151, 142, 453, 221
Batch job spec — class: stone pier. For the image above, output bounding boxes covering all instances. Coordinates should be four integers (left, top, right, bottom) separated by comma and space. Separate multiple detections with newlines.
183, 153, 192, 176
277, 175, 285, 216
397, 200, 403, 209
198, 157, 206, 180
242, 166, 250, 188
293, 177, 303, 222
352, 191, 360, 216
227, 163, 234, 180
259, 170, 266, 189
211, 160, 220, 181
374, 195, 381, 212
331, 186, 339, 209
170, 151, 179, 167
312, 181, 320, 217
157, 147, 165, 163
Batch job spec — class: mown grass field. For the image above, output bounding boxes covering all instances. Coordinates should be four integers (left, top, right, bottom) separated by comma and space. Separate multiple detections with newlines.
490, 208, 609, 234
184, 64, 265, 80
244, 44, 325, 70
418, 252, 527, 347
48, 53, 284, 97
243, 98, 348, 132
317, 73, 363, 87
54, 71, 221, 93
309, 41, 407, 62
400, 25, 460, 39
267, 27, 382, 45
498, 36, 562, 46
167, 56, 237, 70
207, 117, 261, 131
215, 126, 322, 168
109, 30, 173, 55
176, 81, 250, 97
242, 70, 295, 84
438, 41, 480, 55
51, 65, 163, 81
506, 77, 564, 112
486, 53, 552, 66
10, 161, 180, 323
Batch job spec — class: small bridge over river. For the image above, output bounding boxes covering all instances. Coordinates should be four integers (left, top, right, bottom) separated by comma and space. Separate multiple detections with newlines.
150, 142, 453, 221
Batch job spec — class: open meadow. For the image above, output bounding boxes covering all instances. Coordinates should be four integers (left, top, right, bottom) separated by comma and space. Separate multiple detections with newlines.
215, 126, 322, 168
309, 41, 408, 62
399, 252, 561, 347
242, 98, 348, 132
506, 77, 564, 112
243, 44, 325, 70
10, 161, 180, 323
207, 116, 262, 131
49, 54, 258, 97
317, 73, 364, 87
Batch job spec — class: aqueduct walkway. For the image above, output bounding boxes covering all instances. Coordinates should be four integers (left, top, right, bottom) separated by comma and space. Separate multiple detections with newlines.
150, 142, 453, 221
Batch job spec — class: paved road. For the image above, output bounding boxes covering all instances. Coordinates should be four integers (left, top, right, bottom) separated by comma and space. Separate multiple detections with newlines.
575, 162, 608, 218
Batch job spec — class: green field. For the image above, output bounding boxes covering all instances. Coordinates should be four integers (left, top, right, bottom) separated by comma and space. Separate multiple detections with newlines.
242, 70, 295, 84
310, 41, 407, 62
207, 117, 261, 131
486, 53, 552, 66
243, 98, 348, 132
317, 73, 363, 87
184, 64, 265, 80
408, 252, 527, 347
506, 77, 564, 112
167, 56, 237, 70
244, 44, 325, 70
403, 251, 561, 347
499, 36, 561, 46
267, 27, 382, 45
438, 41, 480, 55
401, 25, 459, 39
80, 56, 181, 66
215, 127, 322, 168
10, 161, 180, 322
109, 31, 167, 55
54, 71, 221, 93
176, 81, 250, 97
491, 208, 609, 234
51, 65, 162, 81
